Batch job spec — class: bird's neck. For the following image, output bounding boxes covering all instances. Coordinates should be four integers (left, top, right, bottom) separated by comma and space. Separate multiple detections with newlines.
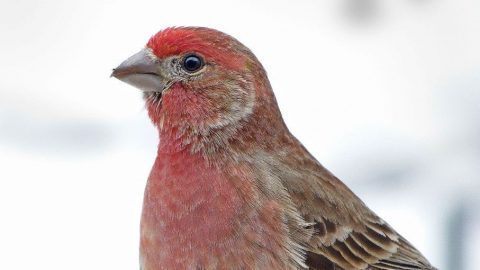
154, 110, 288, 159
145, 80, 288, 156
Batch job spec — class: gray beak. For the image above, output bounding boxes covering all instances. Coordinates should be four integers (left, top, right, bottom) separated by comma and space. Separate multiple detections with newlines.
111, 48, 166, 92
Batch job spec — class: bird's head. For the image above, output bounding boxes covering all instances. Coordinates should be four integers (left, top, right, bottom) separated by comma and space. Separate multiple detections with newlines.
112, 27, 284, 153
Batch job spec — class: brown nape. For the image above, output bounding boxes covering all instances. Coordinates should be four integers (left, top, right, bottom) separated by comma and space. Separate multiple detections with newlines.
306, 251, 340, 270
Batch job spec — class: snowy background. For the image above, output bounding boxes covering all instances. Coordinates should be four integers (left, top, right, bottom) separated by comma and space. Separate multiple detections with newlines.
1, 0, 479, 269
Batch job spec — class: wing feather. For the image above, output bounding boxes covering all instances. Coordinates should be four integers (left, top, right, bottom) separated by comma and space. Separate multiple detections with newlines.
306, 217, 434, 270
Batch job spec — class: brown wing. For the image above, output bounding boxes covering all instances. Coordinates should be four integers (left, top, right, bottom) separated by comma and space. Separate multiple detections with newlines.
305, 217, 435, 270
274, 141, 436, 270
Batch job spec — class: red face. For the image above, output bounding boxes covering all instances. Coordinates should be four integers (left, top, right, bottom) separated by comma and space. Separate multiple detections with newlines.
112, 27, 268, 133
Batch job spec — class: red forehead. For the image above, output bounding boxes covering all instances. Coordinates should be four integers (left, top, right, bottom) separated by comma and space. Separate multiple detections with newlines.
146, 27, 246, 70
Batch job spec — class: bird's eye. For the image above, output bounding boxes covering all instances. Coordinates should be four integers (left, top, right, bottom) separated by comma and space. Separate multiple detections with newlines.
182, 54, 204, 73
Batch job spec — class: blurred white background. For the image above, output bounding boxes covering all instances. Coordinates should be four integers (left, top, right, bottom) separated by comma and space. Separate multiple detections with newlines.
1, 0, 479, 269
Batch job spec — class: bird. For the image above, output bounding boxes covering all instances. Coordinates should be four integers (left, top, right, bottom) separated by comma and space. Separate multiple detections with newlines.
111, 27, 436, 270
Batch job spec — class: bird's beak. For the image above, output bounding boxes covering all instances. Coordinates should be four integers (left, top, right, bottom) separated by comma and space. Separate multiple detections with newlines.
111, 48, 167, 93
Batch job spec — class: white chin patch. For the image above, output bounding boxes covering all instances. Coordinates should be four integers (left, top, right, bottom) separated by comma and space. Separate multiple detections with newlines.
120, 73, 164, 93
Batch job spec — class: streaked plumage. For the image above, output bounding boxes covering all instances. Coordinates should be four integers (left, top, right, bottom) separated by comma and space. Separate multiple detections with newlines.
112, 27, 436, 270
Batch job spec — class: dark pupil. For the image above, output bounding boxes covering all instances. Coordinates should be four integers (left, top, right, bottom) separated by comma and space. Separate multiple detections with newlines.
183, 55, 202, 72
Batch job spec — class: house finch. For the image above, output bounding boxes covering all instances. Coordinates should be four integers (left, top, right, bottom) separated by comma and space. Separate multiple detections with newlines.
112, 27, 436, 270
